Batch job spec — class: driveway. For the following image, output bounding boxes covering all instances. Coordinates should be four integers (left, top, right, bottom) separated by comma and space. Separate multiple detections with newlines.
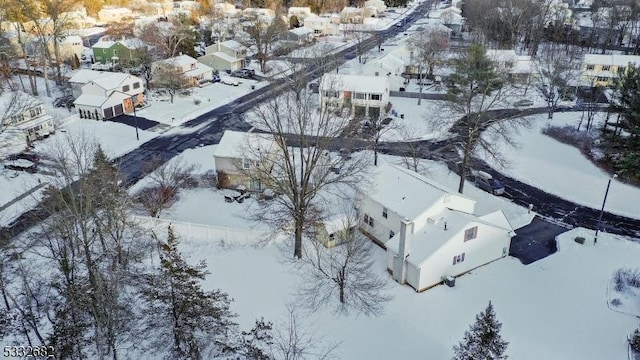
509, 216, 567, 265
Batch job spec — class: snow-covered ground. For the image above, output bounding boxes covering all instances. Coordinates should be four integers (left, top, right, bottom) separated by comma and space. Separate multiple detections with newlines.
482, 111, 640, 219
381, 97, 454, 141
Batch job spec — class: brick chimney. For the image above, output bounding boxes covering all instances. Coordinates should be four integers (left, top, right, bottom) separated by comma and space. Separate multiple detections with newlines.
392, 218, 413, 285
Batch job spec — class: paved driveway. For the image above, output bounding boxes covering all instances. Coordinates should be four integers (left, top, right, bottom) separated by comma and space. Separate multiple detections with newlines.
510, 217, 567, 265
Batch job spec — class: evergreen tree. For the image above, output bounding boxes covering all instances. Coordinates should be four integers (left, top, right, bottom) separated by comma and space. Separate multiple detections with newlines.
611, 65, 640, 179
452, 301, 509, 360
141, 227, 237, 359
630, 328, 640, 352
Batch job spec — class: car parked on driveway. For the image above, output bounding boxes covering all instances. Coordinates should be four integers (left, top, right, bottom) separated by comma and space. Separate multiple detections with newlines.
4, 159, 38, 173
6, 152, 40, 162
231, 69, 254, 79
221, 77, 239, 86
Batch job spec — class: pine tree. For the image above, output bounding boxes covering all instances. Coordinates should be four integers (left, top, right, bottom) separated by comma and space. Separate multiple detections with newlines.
452, 301, 509, 360
630, 328, 640, 352
141, 227, 237, 359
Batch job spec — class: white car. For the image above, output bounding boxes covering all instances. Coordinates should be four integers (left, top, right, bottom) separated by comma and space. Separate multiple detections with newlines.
221, 77, 239, 86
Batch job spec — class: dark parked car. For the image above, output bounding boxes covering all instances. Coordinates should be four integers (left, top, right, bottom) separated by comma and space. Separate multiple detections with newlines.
309, 82, 319, 93
6, 152, 40, 162
4, 160, 38, 173
473, 171, 505, 196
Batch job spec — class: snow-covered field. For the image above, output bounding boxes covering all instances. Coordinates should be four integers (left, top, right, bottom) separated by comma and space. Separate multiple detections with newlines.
482, 111, 640, 219
173, 216, 639, 360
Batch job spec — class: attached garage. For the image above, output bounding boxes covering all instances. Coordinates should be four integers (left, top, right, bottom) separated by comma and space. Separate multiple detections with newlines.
74, 91, 131, 120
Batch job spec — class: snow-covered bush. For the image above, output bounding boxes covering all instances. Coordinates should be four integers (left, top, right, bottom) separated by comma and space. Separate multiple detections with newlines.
613, 268, 640, 292
610, 298, 622, 307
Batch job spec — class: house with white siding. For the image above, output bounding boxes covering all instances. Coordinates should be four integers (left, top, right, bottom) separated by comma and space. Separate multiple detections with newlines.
361, 164, 514, 292
303, 15, 340, 36
0, 91, 55, 144
70, 70, 145, 120
152, 54, 214, 87
580, 54, 640, 86
319, 74, 390, 118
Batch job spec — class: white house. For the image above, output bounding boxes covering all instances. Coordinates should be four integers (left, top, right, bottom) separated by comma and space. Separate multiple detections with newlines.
364, 0, 387, 13
288, 7, 313, 20
0, 91, 55, 144
279, 27, 314, 43
319, 74, 390, 118
303, 15, 340, 36
213, 130, 277, 191
152, 54, 214, 87
97, 7, 134, 23
70, 70, 145, 120
198, 40, 248, 71
361, 164, 514, 292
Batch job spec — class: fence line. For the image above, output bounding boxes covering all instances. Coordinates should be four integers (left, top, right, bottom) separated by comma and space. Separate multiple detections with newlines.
131, 215, 267, 244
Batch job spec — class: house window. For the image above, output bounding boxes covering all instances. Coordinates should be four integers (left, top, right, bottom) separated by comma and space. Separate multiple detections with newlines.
464, 226, 478, 241
617, 67, 625, 74
586, 64, 594, 70
323, 90, 338, 98
354, 93, 366, 100
242, 158, 251, 169
133, 82, 140, 89
113, 49, 118, 56
389, 230, 395, 239
602, 65, 611, 71
371, 94, 381, 100
453, 253, 465, 265
103, 49, 107, 54
29, 107, 42, 117
363, 213, 374, 227
597, 76, 608, 82
382, 207, 388, 218
122, 85, 130, 92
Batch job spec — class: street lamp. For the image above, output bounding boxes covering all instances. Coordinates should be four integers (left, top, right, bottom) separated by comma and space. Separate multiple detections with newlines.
131, 95, 139, 141
594, 173, 617, 245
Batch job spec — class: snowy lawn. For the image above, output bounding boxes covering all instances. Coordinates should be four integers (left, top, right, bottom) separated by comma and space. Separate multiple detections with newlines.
381, 97, 454, 141
137, 80, 266, 126
482, 111, 640, 218
0, 116, 158, 227
608, 267, 640, 317
172, 223, 640, 360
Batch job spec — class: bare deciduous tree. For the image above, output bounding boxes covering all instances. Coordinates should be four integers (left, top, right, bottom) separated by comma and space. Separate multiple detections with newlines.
152, 63, 188, 103
242, 75, 367, 259
242, 15, 288, 73
407, 27, 450, 105
271, 305, 340, 360
534, 44, 582, 119
441, 43, 525, 193
297, 209, 391, 316
138, 19, 198, 59
136, 157, 198, 218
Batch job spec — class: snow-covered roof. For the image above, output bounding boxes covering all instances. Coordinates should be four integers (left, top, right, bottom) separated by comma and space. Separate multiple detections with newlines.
289, 27, 314, 36
183, 62, 213, 78
68, 69, 107, 84
221, 40, 246, 51
386, 208, 513, 267
160, 54, 198, 68
70, 70, 140, 91
0, 91, 41, 117
202, 51, 240, 63
92, 38, 145, 50
10, 114, 53, 131
213, 130, 274, 160
320, 74, 389, 94
583, 54, 640, 67
323, 214, 352, 235
486, 49, 517, 62
368, 164, 468, 221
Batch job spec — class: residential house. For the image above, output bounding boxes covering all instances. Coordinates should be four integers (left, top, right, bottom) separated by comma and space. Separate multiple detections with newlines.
486, 49, 533, 83
429, 5, 463, 35
319, 74, 390, 118
10, 33, 83, 62
152, 54, 214, 87
213, 130, 277, 191
317, 214, 355, 248
303, 15, 340, 36
98, 7, 134, 23
92, 38, 146, 66
341, 7, 364, 24
361, 163, 514, 292
213, 3, 240, 16
198, 40, 248, 71
242, 7, 276, 19
70, 70, 145, 120
364, 0, 387, 13
288, 7, 313, 21
0, 91, 55, 143
278, 27, 314, 43
580, 54, 640, 86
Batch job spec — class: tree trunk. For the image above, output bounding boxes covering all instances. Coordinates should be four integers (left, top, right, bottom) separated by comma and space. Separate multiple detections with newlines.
458, 142, 471, 194
294, 218, 303, 259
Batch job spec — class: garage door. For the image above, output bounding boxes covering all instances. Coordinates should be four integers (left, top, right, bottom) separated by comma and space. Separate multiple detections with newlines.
114, 104, 124, 116
104, 107, 114, 119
